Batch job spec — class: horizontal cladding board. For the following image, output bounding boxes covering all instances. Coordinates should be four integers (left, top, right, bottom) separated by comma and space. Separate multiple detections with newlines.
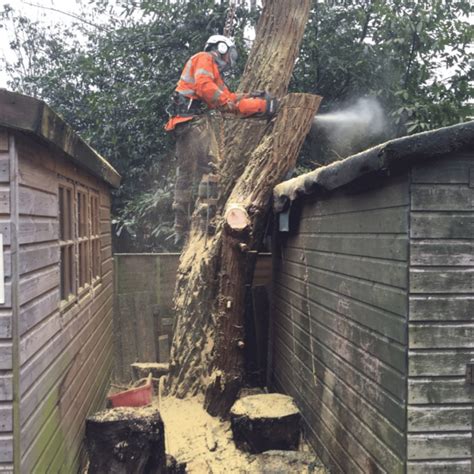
409, 349, 474, 376
409, 324, 474, 349
302, 175, 410, 218
274, 335, 406, 460
410, 212, 474, 239
275, 273, 406, 344
0, 158, 9, 184
18, 153, 57, 192
19, 267, 59, 306
23, 316, 112, 473
276, 258, 407, 317
409, 296, 473, 321
273, 370, 363, 474
20, 306, 112, 468
19, 217, 58, 244
99, 207, 109, 220
0, 314, 11, 339
0, 190, 9, 215
299, 421, 345, 474
19, 289, 59, 336
409, 378, 472, 404
20, 311, 61, 365
0, 405, 11, 432
410, 268, 473, 294
408, 405, 471, 432
0, 222, 10, 246
274, 319, 406, 430
19, 186, 57, 217
20, 285, 111, 408
407, 460, 471, 473
299, 206, 409, 235
274, 353, 404, 474
411, 185, 473, 211
0, 376, 12, 401
275, 287, 406, 375
0, 344, 11, 370
407, 433, 471, 460
283, 246, 408, 289
411, 155, 473, 184
0, 435, 12, 463
19, 243, 59, 275
293, 233, 408, 261
411, 240, 473, 266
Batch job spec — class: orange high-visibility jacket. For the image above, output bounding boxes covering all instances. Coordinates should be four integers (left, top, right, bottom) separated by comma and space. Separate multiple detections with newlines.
165, 51, 237, 131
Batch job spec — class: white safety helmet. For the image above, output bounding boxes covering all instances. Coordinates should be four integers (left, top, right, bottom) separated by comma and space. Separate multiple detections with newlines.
204, 35, 238, 69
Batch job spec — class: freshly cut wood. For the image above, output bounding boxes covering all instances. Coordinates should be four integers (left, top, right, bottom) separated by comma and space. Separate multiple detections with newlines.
166, 0, 319, 419
230, 394, 301, 453
85, 406, 166, 474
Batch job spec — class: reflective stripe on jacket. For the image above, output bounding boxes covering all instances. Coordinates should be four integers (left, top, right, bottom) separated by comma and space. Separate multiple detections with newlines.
165, 51, 236, 131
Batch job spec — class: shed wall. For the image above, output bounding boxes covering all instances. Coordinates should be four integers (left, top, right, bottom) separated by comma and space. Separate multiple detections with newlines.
271, 174, 409, 473
14, 134, 114, 473
407, 153, 473, 473
0, 129, 14, 471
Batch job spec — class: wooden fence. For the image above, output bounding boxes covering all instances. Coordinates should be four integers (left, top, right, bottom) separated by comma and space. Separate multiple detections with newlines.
113, 253, 271, 382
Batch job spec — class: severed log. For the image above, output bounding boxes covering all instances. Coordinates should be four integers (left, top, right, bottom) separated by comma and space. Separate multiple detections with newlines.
165, 0, 317, 416
230, 394, 301, 453
204, 93, 321, 417
85, 406, 166, 474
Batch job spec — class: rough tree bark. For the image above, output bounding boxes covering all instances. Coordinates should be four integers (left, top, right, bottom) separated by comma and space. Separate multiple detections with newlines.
166, 0, 321, 417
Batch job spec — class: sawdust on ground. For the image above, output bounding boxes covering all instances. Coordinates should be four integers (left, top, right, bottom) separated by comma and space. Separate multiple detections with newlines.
159, 395, 327, 473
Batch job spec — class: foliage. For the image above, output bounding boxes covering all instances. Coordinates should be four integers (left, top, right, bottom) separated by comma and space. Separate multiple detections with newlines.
292, 0, 473, 166
1, 0, 252, 251
1, 0, 472, 249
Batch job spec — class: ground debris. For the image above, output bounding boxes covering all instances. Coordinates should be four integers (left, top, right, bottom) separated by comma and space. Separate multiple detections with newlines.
160, 396, 327, 473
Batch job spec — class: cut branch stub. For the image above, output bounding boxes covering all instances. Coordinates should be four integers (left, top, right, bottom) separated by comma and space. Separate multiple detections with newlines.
225, 204, 250, 232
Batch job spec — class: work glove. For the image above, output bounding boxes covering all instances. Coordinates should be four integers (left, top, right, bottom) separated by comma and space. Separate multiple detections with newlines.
220, 100, 238, 113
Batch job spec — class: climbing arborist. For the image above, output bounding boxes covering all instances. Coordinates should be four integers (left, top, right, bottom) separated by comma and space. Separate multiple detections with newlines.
165, 34, 278, 244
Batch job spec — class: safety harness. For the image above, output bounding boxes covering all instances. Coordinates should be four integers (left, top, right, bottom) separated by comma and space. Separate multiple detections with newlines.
166, 92, 206, 117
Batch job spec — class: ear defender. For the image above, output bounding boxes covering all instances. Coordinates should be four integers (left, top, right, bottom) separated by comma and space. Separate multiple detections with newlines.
217, 42, 229, 55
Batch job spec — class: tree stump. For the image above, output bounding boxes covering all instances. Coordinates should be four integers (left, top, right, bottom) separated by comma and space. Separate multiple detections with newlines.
230, 393, 301, 454
85, 406, 166, 474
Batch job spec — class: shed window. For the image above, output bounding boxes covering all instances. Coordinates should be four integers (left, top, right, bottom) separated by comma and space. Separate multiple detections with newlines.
59, 184, 75, 300
59, 180, 101, 304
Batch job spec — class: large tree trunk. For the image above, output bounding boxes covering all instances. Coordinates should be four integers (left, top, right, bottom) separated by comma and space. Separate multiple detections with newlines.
166, 0, 320, 416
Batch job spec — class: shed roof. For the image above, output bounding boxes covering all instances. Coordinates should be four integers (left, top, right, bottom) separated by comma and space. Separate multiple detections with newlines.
274, 120, 474, 213
0, 89, 121, 188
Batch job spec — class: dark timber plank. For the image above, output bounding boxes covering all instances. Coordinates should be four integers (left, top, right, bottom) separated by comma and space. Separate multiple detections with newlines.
411, 154, 472, 184
278, 259, 407, 317
409, 349, 474, 376
408, 378, 472, 404
411, 185, 473, 211
294, 233, 408, 261
411, 240, 473, 266
407, 433, 471, 460
411, 213, 474, 239
410, 268, 473, 294
284, 247, 408, 289
409, 296, 473, 321
299, 206, 409, 235
408, 406, 471, 432
409, 324, 474, 349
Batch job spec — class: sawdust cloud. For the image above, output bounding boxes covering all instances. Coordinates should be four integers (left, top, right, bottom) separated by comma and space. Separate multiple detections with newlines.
313, 97, 389, 159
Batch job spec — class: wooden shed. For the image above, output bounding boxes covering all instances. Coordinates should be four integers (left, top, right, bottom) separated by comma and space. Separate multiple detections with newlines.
271, 122, 473, 473
0, 90, 120, 472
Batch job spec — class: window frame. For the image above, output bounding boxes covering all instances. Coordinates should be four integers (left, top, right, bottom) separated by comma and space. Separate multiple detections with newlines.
58, 177, 102, 308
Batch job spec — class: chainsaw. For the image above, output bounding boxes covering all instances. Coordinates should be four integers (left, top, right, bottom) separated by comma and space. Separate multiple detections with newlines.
236, 91, 280, 118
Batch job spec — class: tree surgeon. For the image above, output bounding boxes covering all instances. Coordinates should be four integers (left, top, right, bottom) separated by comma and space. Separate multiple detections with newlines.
165, 35, 278, 244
